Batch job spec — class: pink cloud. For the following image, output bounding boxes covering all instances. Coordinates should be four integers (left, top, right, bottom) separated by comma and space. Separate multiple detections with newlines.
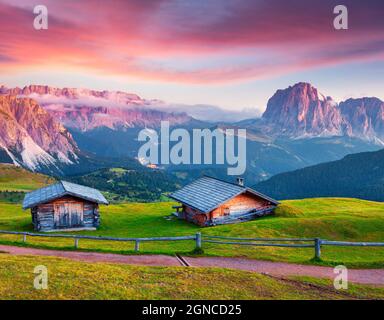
0, 0, 383, 84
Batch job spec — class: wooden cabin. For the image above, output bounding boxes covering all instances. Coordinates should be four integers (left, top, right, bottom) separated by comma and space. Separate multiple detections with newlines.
22, 181, 108, 232
169, 176, 279, 226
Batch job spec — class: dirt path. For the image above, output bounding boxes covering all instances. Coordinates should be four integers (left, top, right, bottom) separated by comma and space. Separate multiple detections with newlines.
1, 245, 383, 285
0, 245, 180, 266
183, 256, 384, 285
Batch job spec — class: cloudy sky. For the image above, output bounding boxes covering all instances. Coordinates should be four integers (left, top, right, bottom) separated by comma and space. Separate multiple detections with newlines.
1, 0, 383, 112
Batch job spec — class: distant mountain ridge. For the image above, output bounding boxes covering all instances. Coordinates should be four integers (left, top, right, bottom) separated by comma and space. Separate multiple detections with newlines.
0, 85, 194, 131
3, 83, 384, 143
0, 82, 383, 182
259, 82, 384, 143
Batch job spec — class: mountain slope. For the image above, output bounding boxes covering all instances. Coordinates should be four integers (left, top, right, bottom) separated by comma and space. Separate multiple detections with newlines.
1, 85, 194, 131
0, 95, 80, 172
0, 163, 54, 191
256, 148, 384, 201
262, 82, 343, 137
339, 97, 384, 143
255, 82, 384, 143
68, 167, 181, 202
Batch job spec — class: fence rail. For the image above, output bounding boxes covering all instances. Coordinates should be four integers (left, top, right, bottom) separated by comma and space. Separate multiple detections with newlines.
0, 230, 383, 259
0, 230, 199, 251
203, 235, 316, 242
203, 240, 314, 248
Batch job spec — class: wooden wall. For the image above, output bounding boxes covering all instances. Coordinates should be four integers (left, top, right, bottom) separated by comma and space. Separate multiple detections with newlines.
180, 191, 272, 226
210, 191, 270, 219
183, 205, 208, 226
31, 195, 100, 232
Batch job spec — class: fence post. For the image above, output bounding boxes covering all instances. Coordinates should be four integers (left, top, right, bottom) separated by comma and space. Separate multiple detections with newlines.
314, 238, 321, 259
135, 240, 140, 252
195, 232, 202, 250
74, 238, 79, 249
22, 234, 27, 243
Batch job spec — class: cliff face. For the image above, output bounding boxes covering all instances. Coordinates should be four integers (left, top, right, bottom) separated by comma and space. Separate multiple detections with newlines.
262, 82, 384, 143
262, 82, 343, 137
0, 95, 79, 170
1, 85, 192, 131
339, 97, 384, 143
41, 105, 193, 131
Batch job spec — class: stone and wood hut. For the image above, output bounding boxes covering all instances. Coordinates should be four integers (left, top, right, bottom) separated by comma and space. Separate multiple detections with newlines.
22, 181, 108, 232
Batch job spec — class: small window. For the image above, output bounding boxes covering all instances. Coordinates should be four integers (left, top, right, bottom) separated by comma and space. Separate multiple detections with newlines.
223, 207, 230, 216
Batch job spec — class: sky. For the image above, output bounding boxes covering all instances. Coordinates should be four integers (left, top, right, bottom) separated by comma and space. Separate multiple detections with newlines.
0, 0, 383, 113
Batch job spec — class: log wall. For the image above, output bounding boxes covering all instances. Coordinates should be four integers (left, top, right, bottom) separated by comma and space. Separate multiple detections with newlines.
31, 195, 99, 232
183, 205, 208, 226
180, 191, 273, 226
210, 192, 270, 219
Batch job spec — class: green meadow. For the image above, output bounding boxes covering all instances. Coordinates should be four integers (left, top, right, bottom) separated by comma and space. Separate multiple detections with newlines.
1, 198, 384, 268
0, 254, 383, 300
0, 164, 54, 192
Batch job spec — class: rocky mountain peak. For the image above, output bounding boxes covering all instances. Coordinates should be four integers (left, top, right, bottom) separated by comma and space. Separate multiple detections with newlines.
339, 97, 384, 143
0, 94, 79, 171
1, 85, 193, 131
262, 82, 342, 137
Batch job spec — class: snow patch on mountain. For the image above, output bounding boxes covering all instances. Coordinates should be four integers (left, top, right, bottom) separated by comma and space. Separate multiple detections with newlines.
20, 136, 57, 170
0, 94, 80, 172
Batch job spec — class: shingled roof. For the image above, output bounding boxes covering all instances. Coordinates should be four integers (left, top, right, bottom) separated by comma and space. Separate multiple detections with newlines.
168, 176, 278, 213
22, 181, 109, 209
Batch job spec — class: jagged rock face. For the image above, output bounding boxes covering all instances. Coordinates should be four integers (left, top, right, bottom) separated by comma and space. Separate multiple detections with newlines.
42, 105, 192, 131
4, 85, 143, 102
262, 82, 343, 137
0, 95, 79, 170
2, 85, 192, 131
339, 98, 384, 143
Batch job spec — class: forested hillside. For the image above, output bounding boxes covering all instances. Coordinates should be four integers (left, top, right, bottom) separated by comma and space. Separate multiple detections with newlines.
256, 149, 384, 201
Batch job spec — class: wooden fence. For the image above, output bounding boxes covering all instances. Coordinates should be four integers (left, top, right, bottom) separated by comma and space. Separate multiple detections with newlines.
0, 230, 200, 252
202, 235, 384, 259
0, 230, 383, 259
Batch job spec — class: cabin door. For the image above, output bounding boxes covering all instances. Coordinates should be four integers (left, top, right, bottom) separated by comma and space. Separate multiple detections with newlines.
69, 203, 83, 226
54, 203, 84, 228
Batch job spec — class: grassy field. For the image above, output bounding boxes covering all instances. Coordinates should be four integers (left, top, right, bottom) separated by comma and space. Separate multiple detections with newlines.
1, 198, 384, 267
0, 253, 382, 300
0, 164, 54, 192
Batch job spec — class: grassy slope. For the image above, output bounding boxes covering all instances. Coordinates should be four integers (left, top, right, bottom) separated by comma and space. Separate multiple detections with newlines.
0, 164, 54, 191
1, 198, 384, 267
0, 254, 383, 300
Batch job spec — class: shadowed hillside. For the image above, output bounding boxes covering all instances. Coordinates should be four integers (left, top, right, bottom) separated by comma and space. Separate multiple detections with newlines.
256, 149, 384, 201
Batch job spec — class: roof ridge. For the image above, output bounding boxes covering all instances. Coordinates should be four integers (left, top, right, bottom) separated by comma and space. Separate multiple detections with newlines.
58, 180, 66, 190
60, 180, 102, 192
202, 175, 245, 188
245, 187, 279, 205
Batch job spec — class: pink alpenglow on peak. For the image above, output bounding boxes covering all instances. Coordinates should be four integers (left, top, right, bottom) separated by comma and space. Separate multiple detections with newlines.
0, 95, 79, 171
1, 85, 193, 131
